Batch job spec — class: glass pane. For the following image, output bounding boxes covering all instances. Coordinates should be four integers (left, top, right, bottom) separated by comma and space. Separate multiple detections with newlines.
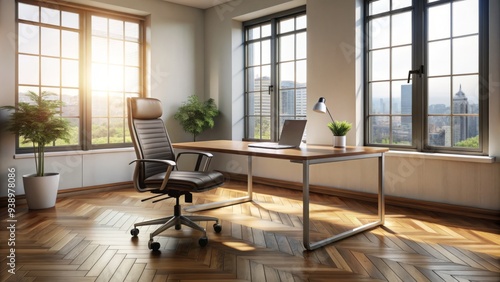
392, 116, 411, 145
280, 34, 294, 62
41, 27, 60, 56
279, 18, 294, 34
369, 16, 390, 49
247, 66, 258, 92
62, 30, 79, 59
392, 12, 411, 46
92, 16, 107, 36
18, 23, 39, 54
65, 118, 79, 145
41, 7, 59, 26
392, 0, 412, 10
454, 116, 479, 148
92, 36, 108, 63
109, 92, 124, 117
248, 42, 260, 66
109, 19, 123, 39
92, 118, 108, 144
370, 82, 390, 114
428, 40, 450, 76
18, 55, 39, 85
261, 24, 271, 37
41, 57, 60, 86
261, 40, 270, 64
296, 88, 307, 116
296, 15, 306, 30
296, 32, 306, 60
62, 11, 79, 29
262, 92, 271, 116
61, 59, 79, 87
109, 65, 124, 92
280, 89, 295, 115
261, 65, 271, 91
248, 92, 260, 115
109, 39, 124, 64
392, 81, 412, 114
62, 88, 79, 116
248, 26, 260, 40
453, 0, 478, 37
453, 36, 478, 74
428, 116, 450, 146
18, 2, 39, 22
125, 42, 139, 66
109, 118, 124, 143
369, 0, 390, 15
279, 62, 295, 88
18, 86, 39, 103
92, 91, 108, 117
428, 77, 450, 114
124, 67, 139, 92
296, 60, 306, 86
92, 63, 108, 90
428, 4, 450, 41
125, 22, 139, 41
370, 49, 390, 81
453, 75, 478, 111
261, 116, 271, 139
369, 116, 390, 144
391, 45, 411, 80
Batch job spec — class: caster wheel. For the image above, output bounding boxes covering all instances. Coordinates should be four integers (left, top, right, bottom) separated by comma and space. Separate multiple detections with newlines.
198, 236, 208, 247
148, 240, 161, 251
175, 224, 181, 230
213, 223, 222, 233
130, 228, 139, 237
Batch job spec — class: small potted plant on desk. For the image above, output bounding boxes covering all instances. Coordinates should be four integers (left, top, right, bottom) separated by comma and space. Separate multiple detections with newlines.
1, 91, 71, 209
328, 120, 352, 148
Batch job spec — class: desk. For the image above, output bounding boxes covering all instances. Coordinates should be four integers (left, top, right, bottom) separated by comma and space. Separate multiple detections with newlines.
173, 140, 388, 250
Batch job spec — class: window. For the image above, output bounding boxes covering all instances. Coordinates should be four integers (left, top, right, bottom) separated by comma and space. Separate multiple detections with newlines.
16, 0, 143, 152
244, 7, 307, 141
365, 0, 488, 154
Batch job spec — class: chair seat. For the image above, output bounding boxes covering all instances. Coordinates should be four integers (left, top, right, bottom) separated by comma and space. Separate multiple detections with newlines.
145, 170, 224, 192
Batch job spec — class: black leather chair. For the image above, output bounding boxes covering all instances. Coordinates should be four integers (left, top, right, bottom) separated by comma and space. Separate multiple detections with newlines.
127, 97, 224, 251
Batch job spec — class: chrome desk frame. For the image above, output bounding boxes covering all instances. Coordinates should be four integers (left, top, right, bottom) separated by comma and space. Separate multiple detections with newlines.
178, 141, 386, 251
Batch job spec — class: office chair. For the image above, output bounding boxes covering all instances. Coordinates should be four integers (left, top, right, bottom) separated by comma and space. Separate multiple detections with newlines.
127, 97, 223, 251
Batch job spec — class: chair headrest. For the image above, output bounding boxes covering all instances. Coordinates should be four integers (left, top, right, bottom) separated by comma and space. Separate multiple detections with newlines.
130, 98, 163, 119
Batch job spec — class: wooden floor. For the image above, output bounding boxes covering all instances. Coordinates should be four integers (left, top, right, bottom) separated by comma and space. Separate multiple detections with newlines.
1, 181, 499, 282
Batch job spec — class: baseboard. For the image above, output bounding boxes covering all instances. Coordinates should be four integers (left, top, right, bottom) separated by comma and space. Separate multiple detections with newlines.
224, 172, 500, 221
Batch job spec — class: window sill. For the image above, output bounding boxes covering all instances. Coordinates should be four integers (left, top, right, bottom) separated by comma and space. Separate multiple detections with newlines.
385, 150, 496, 164
14, 147, 135, 159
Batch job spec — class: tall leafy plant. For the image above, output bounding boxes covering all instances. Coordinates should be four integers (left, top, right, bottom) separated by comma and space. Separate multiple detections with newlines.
174, 95, 219, 141
1, 91, 71, 176
327, 120, 352, 136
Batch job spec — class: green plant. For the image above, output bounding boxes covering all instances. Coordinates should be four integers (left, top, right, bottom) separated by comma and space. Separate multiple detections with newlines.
327, 120, 352, 136
174, 95, 219, 141
1, 91, 71, 176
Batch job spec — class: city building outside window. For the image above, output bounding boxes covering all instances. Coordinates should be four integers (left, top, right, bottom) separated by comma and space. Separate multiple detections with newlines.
365, 0, 488, 154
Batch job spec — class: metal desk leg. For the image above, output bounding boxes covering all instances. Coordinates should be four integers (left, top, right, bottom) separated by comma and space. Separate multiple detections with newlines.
185, 156, 253, 212
303, 154, 385, 251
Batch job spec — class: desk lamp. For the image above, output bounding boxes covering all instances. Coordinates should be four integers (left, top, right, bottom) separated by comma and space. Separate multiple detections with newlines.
312, 97, 334, 123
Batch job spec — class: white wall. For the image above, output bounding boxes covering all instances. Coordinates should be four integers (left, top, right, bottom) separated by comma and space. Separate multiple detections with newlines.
204, 0, 500, 210
0, 0, 205, 196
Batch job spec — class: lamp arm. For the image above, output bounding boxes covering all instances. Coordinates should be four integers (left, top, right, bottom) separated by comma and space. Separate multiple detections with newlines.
326, 107, 335, 123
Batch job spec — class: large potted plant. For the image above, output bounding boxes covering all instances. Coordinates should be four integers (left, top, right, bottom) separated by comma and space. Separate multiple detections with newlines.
1, 91, 71, 209
327, 120, 352, 148
174, 95, 219, 141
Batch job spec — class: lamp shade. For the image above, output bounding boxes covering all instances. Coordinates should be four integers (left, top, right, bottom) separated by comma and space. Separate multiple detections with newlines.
313, 97, 327, 113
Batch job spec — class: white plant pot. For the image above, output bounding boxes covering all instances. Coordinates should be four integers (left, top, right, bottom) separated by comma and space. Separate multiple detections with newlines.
333, 135, 346, 148
23, 173, 60, 210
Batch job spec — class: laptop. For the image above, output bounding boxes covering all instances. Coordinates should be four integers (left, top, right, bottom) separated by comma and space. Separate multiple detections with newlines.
248, 120, 307, 149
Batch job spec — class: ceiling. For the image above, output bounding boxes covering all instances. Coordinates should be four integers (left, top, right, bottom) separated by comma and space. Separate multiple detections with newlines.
163, 0, 233, 10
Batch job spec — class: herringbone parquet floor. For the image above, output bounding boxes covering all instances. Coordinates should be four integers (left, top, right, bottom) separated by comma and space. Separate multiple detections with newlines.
1, 181, 499, 281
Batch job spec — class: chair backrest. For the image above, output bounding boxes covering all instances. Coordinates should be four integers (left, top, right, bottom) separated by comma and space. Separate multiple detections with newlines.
127, 98, 175, 186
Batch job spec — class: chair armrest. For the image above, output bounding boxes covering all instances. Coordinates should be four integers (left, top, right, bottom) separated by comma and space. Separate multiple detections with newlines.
129, 159, 176, 191
176, 151, 213, 171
